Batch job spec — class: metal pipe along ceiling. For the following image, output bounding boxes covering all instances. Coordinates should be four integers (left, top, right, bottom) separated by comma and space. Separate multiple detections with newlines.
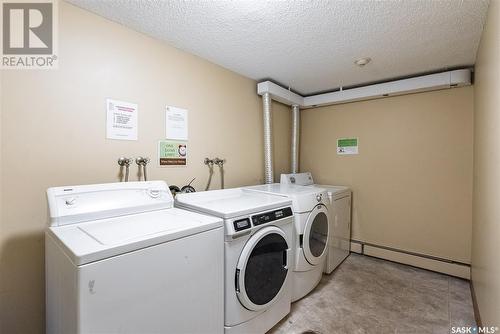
291, 104, 300, 173
262, 92, 274, 184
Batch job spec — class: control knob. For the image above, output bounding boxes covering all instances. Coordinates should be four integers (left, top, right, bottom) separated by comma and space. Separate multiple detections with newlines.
148, 189, 161, 198
65, 197, 76, 206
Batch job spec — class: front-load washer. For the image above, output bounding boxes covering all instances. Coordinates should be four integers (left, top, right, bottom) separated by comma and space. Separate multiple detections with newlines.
46, 181, 224, 334
244, 184, 330, 302
281, 172, 352, 274
175, 188, 294, 334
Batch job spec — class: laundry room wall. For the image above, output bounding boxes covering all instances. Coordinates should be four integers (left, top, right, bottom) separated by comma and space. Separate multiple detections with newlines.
471, 0, 500, 326
300, 86, 474, 269
0, 2, 290, 333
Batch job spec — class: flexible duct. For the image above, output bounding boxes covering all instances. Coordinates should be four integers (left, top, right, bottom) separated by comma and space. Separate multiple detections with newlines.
291, 104, 300, 173
262, 92, 274, 184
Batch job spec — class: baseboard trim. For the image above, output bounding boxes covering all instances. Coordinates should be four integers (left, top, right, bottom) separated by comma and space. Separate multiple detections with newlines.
350, 241, 363, 254
350, 240, 471, 279
470, 279, 482, 327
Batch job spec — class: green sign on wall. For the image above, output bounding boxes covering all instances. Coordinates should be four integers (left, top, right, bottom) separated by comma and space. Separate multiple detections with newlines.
337, 138, 358, 155
158, 140, 187, 166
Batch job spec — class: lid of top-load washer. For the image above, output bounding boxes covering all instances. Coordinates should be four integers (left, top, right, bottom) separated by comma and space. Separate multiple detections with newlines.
48, 208, 222, 265
175, 188, 292, 219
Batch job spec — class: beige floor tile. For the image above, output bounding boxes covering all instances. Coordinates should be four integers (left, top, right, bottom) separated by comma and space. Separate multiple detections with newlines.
268, 254, 475, 334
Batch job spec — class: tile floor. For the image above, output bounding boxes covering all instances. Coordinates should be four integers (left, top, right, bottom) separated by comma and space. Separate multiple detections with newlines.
269, 254, 475, 334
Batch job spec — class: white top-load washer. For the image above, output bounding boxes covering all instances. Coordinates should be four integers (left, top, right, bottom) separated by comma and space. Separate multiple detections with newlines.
244, 184, 330, 302
281, 172, 352, 274
46, 181, 224, 334
175, 188, 294, 334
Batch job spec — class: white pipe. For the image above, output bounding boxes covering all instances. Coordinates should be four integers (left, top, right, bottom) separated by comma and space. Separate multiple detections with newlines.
262, 92, 274, 184
291, 104, 300, 173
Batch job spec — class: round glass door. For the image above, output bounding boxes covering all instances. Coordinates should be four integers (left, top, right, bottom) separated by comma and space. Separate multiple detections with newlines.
303, 204, 329, 265
236, 226, 290, 311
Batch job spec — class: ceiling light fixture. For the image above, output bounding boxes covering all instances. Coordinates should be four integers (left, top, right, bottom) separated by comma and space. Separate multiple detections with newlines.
354, 57, 372, 67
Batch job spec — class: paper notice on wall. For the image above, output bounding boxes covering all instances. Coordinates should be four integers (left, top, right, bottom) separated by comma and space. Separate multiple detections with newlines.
337, 138, 358, 155
158, 140, 187, 166
166, 106, 188, 140
106, 99, 138, 140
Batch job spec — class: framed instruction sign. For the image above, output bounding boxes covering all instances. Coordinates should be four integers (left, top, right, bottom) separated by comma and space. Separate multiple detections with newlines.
165, 106, 188, 140
106, 99, 138, 141
337, 138, 358, 155
158, 140, 187, 166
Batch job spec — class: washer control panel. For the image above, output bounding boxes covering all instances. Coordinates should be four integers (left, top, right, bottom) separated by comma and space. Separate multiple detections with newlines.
47, 181, 173, 227
228, 206, 293, 237
233, 218, 251, 232
252, 207, 293, 226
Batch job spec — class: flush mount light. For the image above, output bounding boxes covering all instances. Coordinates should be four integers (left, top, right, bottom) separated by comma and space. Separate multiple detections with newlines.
354, 57, 372, 67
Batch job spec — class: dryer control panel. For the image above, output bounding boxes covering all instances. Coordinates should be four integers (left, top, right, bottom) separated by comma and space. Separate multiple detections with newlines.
280, 172, 314, 186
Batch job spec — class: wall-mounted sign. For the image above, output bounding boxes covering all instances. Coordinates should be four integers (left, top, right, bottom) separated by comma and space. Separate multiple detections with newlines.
166, 106, 188, 140
337, 138, 358, 155
158, 140, 187, 166
106, 99, 138, 141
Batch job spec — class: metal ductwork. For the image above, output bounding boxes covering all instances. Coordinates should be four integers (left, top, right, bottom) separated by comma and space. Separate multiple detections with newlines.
262, 92, 274, 184
291, 104, 300, 173
257, 69, 471, 108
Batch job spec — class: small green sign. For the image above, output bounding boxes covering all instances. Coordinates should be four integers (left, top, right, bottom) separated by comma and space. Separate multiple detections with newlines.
337, 138, 358, 155
158, 140, 187, 166
337, 138, 358, 147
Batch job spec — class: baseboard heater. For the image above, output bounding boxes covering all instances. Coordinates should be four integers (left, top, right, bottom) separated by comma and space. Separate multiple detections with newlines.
350, 240, 471, 279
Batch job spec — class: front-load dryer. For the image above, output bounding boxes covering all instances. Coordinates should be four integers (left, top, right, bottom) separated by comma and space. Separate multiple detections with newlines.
175, 188, 294, 334
45, 181, 224, 334
281, 172, 352, 274
244, 184, 330, 302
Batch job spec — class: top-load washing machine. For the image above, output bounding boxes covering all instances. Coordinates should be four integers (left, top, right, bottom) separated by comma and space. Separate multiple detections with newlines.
245, 184, 329, 302
45, 181, 224, 334
281, 172, 352, 274
175, 188, 294, 334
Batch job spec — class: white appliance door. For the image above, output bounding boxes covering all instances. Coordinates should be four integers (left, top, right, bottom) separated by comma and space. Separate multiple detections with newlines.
236, 226, 291, 311
303, 204, 329, 265
77, 228, 224, 334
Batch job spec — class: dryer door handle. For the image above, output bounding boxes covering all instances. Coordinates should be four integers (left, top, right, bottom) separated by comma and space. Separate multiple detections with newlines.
283, 248, 291, 270
235, 268, 241, 293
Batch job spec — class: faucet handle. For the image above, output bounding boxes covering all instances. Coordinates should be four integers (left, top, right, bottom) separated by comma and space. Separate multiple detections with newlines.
118, 157, 132, 167
214, 157, 225, 166
135, 156, 150, 166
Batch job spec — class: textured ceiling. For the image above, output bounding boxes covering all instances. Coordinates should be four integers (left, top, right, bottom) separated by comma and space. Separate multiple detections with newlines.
67, 0, 489, 95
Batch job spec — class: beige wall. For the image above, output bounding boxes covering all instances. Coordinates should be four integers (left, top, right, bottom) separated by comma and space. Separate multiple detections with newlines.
471, 0, 500, 326
300, 87, 474, 264
0, 2, 290, 333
